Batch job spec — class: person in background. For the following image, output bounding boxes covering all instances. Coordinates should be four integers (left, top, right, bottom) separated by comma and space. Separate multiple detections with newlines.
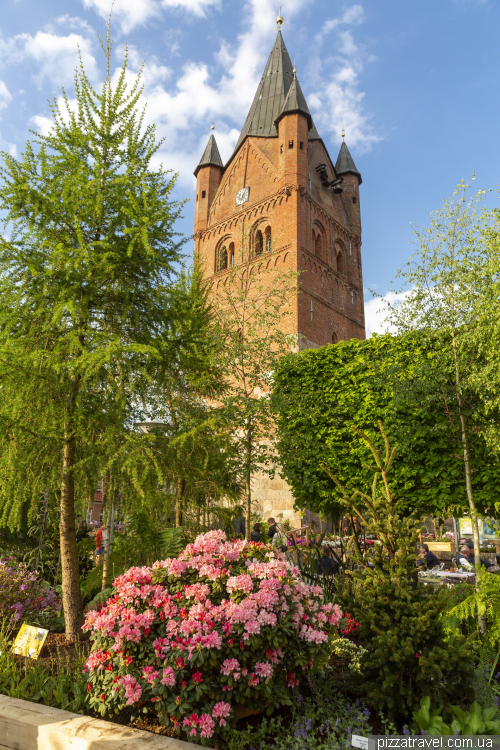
94, 525, 106, 564
457, 544, 493, 569
317, 546, 338, 576
416, 543, 440, 570
251, 523, 262, 543
267, 517, 277, 540
487, 554, 500, 573
233, 514, 246, 538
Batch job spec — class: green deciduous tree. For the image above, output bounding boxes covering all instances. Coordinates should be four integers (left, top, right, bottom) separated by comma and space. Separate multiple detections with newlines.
0, 36, 186, 641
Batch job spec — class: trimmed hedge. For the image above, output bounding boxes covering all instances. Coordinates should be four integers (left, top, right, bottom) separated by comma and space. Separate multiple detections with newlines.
273, 332, 500, 519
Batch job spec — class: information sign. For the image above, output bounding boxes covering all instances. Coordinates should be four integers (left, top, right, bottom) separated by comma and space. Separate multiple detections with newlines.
352, 735, 370, 750
12, 624, 49, 659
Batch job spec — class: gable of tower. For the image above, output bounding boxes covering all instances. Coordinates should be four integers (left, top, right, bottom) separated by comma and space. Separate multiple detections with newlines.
208, 139, 280, 227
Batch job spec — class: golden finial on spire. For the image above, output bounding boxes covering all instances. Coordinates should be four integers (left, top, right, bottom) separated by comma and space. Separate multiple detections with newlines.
276, 1, 286, 30
211, 121, 215, 130
342, 128, 345, 140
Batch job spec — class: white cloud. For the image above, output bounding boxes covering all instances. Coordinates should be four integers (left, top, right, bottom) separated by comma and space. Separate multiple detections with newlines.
24, 32, 98, 86
82, 0, 220, 33
160, 0, 221, 16
8, 143, 16, 157
54, 15, 95, 34
0, 31, 98, 87
82, 0, 160, 34
30, 115, 54, 136
364, 290, 414, 337
0, 80, 12, 110
308, 4, 382, 153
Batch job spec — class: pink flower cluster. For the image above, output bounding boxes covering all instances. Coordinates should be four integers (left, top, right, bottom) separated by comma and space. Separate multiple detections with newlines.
83, 530, 342, 739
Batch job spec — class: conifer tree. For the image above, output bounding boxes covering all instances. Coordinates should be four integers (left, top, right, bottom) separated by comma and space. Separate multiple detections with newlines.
0, 32, 185, 641
324, 423, 473, 719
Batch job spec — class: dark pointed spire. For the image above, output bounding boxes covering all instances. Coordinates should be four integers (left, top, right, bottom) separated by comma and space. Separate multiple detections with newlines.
194, 133, 223, 177
335, 141, 362, 184
275, 73, 313, 130
309, 119, 321, 141
233, 32, 295, 152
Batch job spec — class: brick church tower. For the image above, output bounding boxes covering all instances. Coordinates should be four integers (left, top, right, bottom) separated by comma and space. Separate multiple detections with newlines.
194, 28, 366, 350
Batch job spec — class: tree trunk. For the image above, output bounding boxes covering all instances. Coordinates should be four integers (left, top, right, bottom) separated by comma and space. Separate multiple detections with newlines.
245, 425, 252, 541
101, 487, 114, 591
60, 427, 84, 643
452, 332, 487, 634
175, 477, 185, 528
35, 490, 50, 568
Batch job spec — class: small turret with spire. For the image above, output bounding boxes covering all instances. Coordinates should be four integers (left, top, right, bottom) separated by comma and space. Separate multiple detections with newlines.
335, 132, 362, 242
194, 125, 224, 234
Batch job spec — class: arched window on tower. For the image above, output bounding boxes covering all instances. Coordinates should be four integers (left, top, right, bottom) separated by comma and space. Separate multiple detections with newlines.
265, 226, 272, 252
216, 241, 229, 272
331, 332, 338, 344
337, 250, 346, 275
254, 230, 264, 257
315, 233, 324, 258
229, 242, 235, 267
312, 222, 326, 261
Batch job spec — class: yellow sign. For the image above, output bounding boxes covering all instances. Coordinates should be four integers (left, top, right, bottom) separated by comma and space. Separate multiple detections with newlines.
12, 624, 49, 659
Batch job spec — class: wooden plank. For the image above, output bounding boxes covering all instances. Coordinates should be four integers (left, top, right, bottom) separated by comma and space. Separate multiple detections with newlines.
426, 542, 454, 552
0, 695, 207, 750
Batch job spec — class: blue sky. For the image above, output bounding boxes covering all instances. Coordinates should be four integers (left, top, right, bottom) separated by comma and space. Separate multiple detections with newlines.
0, 0, 498, 334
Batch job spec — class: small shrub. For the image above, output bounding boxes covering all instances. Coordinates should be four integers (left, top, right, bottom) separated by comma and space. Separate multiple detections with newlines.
331, 638, 367, 673
83, 530, 342, 742
0, 559, 60, 628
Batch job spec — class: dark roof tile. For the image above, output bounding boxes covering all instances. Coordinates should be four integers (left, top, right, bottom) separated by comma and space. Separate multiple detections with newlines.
335, 141, 362, 184
233, 32, 295, 152
194, 134, 223, 177
275, 74, 312, 129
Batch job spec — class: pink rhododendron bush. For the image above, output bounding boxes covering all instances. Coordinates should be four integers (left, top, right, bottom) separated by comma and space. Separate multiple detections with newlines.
83, 530, 342, 741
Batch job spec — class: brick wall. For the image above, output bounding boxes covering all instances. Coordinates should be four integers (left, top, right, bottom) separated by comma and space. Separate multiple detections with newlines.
195, 119, 365, 525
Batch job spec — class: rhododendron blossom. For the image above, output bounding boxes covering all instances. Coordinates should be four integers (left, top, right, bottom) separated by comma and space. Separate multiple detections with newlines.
84, 530, 341, 739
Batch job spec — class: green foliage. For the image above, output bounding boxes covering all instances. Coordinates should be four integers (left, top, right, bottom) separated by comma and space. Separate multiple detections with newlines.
412, 696, 451, 735
159, 526, 188, 558
329, 424, 474, 719
86, 588, 114, 612
413, 696, 500, 735
445, 567, 500, 648
0, 618, 87, 713
330, 638, 367, 673
273, 332, 500, 520
219, 672, 372, 750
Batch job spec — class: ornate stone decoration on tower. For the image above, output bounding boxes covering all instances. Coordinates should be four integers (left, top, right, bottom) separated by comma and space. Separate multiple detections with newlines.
193, 25, 366, 525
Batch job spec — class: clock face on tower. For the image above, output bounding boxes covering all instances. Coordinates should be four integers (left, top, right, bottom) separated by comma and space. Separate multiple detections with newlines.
236, 187, 250, 206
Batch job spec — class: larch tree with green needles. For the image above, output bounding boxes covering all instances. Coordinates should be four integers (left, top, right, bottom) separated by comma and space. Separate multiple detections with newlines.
0, 35, 186, 641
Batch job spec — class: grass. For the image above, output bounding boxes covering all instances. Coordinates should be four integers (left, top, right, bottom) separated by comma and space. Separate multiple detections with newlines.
0, 619, 88, 714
